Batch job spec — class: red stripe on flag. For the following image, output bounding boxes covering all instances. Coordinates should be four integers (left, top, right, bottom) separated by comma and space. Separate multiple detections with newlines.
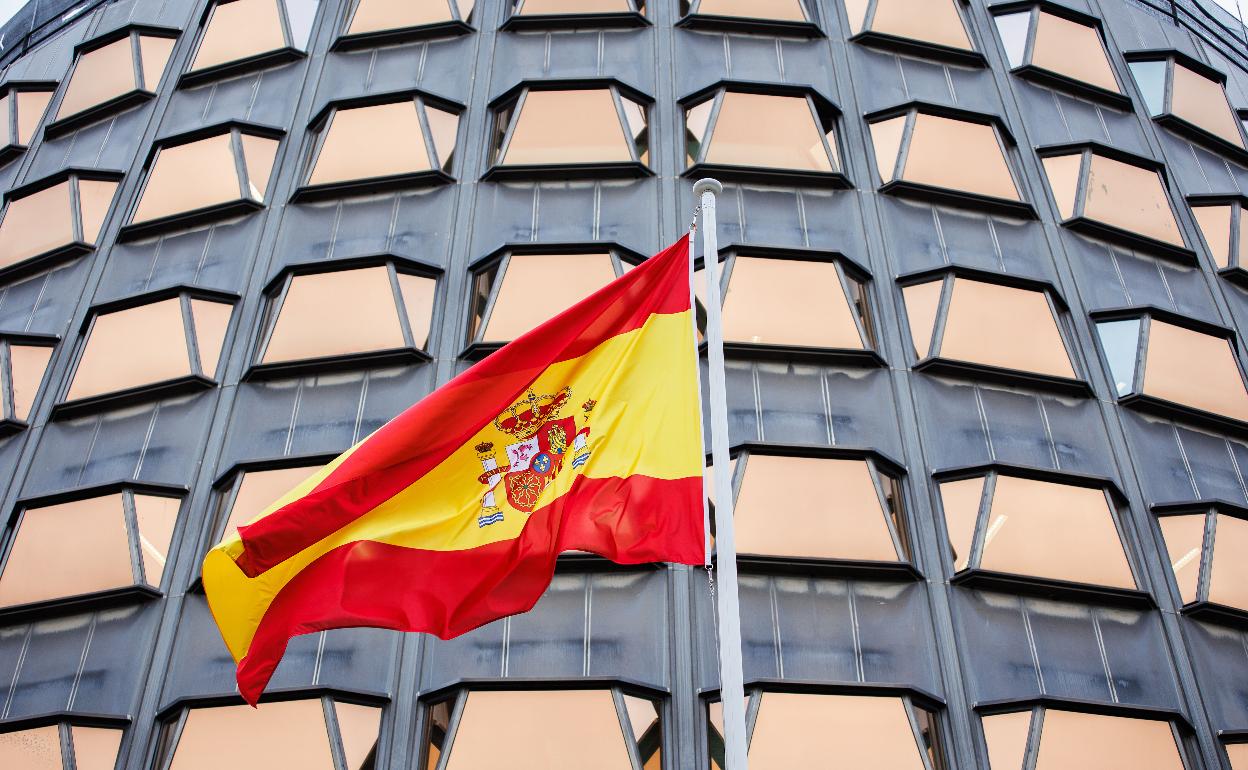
233, 236, 691, 578
231, 474, 704, 704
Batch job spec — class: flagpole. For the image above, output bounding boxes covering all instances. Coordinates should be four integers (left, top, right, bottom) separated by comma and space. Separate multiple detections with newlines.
693, 178, 750, 770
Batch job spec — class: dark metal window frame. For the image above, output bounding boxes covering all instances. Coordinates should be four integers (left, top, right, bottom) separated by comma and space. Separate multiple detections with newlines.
0, 79, 57, 164
987, 1, 1130, 110
180, 0, 311, 89
484, 78, 654, 182
294, 88, 462, 202
45, 24, 181, 140
1152, 499, 1248, 629
53, 285, 239, 420
504, 0, 649, 31
932, 462, 1148, 607
676, 0, 821, 38
248, 254, 442, 380
0, 480, 187, 624
1125, 49, 1248, 164
846, 0, 984, 67
1187, 193, 1248, 288
0, 331, 58, 436
898, 265, 1087, 396
0, 713, 130, 770
332, 0, 474, 51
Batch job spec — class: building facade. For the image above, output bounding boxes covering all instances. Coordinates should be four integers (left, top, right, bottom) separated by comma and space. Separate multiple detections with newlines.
0, 0, 1248, 767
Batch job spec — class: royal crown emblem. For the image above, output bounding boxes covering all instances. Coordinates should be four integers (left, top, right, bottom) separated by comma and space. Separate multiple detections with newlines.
473, 388, 596, 527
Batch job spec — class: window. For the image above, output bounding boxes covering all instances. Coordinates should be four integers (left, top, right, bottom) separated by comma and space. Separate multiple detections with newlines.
0, 334, 55, 431
980, 706, 1187, 770
508, 0, 646, 29
991, 5, 1123, 104
301, 93, 460, 199
691, 252, 872, 355
212, 462, 324, 548
1094, 313, 1248, 428
468, 249, 630, 347
184, 0, 318, 85
158, 696, 382, 770
0, 488, 180, 609
1039, 146, 1186, 256
707, 690, 946, 769
49, 26, 177, 135
901, 273, 1077, 386
1188, 195, 1248, 277
844, 0, 978, 63
1157, 508, 1248, 619
679, 0, 814, 32
683, 87, 843, 184
0, 82, 56, 162
1128, 52, 1246, 158
0, 170, 121, 276
63, 291, 234, 410
426, 688, 661, 770
125, 123, 281, 237
1228, 742, 1248, 770
937, 469, 1136, 593
337, 0, 475, 49
0, 723, 124, 770
709, 449, 911, 565
488, 82, 650, 178
255, 261, 436, 372
868, 105, 1024, 213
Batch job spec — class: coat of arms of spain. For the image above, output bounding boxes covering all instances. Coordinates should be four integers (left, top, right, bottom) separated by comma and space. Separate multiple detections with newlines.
473, 387, 595, 528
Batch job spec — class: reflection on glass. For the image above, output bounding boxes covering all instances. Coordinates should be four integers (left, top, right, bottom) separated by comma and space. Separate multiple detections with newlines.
1083, 154, 1184, 247
1129, 60, 1168, 115
0, 181, 75, 269
877, 113, 1019, 201
8, 344, 53, 421
746, 693, 933, 766
1210, 514, 1248, 612
1022, 11, 1120, 93
499, 89, 637, 166
1191, 204, 1233, 268
310, 101, 433, 186
0, 725, 62, 770
133, 132, 279, 225
1158, 514, 1204, 604
850, 0, 972, 51
1170, 61, 1244, 148
1141, 319, 1248, 422
719, 257, 863, 347
994, 12, 1029, 67
982, 710, 1032, 770
224, 465, 321, 538
190, 0, 288, 73
347, 0, 462, 35
168, 700, 339, 770
518, 0, 635, 13
1095, 319, 1141, 397
694, 0, 805, 22
697, 92, 837, 172
1032, 710, 1184, 770
937, 278, 1075, 378
57, 33, 173, 121
1228, 742, 1248, 769
476, 254, 616, 342
133, 494, 180, 586
938, 476, 985, 571
71, 726, 124, 770
68, 298, 191, 400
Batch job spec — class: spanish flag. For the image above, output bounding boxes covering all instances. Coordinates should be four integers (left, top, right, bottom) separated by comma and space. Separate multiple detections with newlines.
204, 236, 705, 704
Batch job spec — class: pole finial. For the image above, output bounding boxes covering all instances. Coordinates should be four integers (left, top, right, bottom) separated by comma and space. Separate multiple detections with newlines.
692, 178, 723, 197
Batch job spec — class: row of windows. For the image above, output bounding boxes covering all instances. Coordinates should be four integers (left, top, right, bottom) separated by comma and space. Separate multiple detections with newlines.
0, 690, 1227, 769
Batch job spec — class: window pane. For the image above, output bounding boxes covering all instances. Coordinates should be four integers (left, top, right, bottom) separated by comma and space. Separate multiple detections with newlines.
501, 90, 632, 165
481, 254, 615, 342
939, 278, 1075, 379
67, 298, 192, 400
870, 115, 906, 183
139, 35, 175, 89
1210, 514, 1248, 611
397, 272, 436, 349
309, 101, 430, 186
982, 711, 1032, 770
1031, 12, 1119, 94
133, 134, 246, 225
57, 37, 138, 120
1129, 60, 1168, 115
734, 455, 900, 561
720, 257, 862, 348
902, 114, 1019, 201
168, 701, 335, 770
1041, 154, 1081, 220
902, 280, 942, 358
335, 702, 382, 770
1171, 62, 1244, 149
994, 12, 1030, 68
14, 91, 52, 144
263, 267, 407, 363
1083, 154, 1184, 247
443, 690, 632, 769
1033, 710, 1184, 770
71, 726, 124, 770
0, 725, 62, 770
0, 494, 133, 607
695, 0, 805, 21
520, 0, 634, 12
348, 0, 455, 35
133, 494, 179, 586
843, 0, 868, 32
241, 134, 280, 199
979, 475, 1135, 589
1229, 743, 1248, 770
1141, 319, 1248, 422
0, 181, 75, 269
748, 693, 926, 767
705, 92, 834, 172
1095, 319, 1141, 397
1192, 206, 1233, 267
1158, 514, 1205, 604
9, 343, 53, 421
869, 0, 972, 51
938, 476, 985, 571
190, 298, 233, 377
223, 465, 321, 537
191, 0, 288, 73
79, 179, 120, 243
425, 106, 459, 170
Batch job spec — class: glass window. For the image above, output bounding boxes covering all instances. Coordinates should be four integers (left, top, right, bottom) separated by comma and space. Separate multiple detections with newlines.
259, 263, 435, 366
65, 294, 233, 404
161, 697, 381, 770
0, 338, 54, 424
0, 724, 123, 770
1189, 198, 1248, 271
54, 30, 175, 127
993, 8, 1120, 96
714, 451, 910, 562
519, 0, 641, 15
1130, 55, 1246, 153
981, 708, 1185, 770
1158, 510, 1248, 615
429, 689, 660, 769
0, 490, 180, 608
189, 0, 318, 77
684, 91, 839, 174
938, 471, 1135, 590
216, 464, 323, 544
492, 86, 648, 168
682, 0, 805, 22
902, 275, 1075, 380
870, 110, 1020, 203
130, 127, 280, 229
0, 173, 120, 272
1040, 149, 1185, 251
707, 690, 945, 768
845, 0, 973, 53
470, 251, 622, 344
0, 85, 54, 153
307, 97, 459, 189
1228, 743, 1248, 769
344, 0, 474, 38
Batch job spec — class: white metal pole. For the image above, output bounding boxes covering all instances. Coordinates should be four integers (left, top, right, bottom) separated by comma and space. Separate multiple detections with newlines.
693, 177, 750, 770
